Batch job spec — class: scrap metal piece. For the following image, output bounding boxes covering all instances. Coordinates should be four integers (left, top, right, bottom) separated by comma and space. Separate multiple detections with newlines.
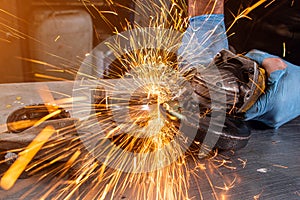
0, 118, 78, 151
6, 104, 71, 133
0, 118, 79, 179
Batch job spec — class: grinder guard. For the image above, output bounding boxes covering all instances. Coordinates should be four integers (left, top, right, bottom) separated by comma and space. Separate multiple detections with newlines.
184, 49, 266, 150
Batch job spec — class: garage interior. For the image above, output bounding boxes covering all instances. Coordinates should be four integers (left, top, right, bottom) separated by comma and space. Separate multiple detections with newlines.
0, 0, 299, 199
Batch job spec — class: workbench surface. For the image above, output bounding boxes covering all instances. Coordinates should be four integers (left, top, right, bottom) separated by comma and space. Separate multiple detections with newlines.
0, 82, 299, 200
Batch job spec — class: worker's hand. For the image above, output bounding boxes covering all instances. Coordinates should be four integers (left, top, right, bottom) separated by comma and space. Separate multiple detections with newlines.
244, 49, 300, 128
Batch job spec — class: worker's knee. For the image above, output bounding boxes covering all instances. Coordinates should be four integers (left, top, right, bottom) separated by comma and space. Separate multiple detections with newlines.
262, 57, 287, 76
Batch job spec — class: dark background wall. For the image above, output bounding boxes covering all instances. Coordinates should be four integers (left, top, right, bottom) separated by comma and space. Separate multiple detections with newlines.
0, 0, 134, 83
225, 0, 300, 65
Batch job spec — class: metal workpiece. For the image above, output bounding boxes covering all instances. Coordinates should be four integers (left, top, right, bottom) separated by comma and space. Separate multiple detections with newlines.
6, 104, 71, 133
0, 117, 80, 180
0, 118, 79, 151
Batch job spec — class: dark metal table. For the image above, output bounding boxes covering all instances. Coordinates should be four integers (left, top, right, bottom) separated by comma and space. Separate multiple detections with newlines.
0, 117, 299, 200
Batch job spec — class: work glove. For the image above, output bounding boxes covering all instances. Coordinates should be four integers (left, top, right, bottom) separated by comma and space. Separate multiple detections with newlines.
178, 14, 228, 68
244, 49, 300, 128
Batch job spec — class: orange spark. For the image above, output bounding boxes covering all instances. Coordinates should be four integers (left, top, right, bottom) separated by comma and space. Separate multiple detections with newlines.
0, 126, 56, 190
34, 73, 68, 81
34, 109, 62, 127
6, 119, 38, 132
227, 0, 267, 31
54, 35, 61, 42
272, 164, 288, 169
283, 42, 286, 57
238, 158, 247, 168
254, 189, 264, 200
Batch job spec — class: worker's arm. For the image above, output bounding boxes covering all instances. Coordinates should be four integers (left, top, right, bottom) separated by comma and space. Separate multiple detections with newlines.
181, 0, 300, 129
178, 0, 228, 68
